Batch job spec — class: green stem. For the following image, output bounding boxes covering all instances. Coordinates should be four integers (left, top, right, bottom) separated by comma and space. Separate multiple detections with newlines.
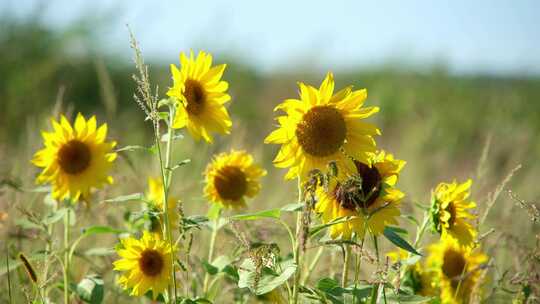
413, 212, 430, 249
291, 179, 303, 304
302, 246, 324, 285
341, 245, 351, 288
370, 235, 380, 304
203, 213, 220, 295
63, 207, 70, 304
5, 241, 12, 303
155, 105, 178, 303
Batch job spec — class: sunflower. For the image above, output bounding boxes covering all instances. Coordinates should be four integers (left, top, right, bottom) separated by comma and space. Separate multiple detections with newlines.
315, 151, 405, 239
32, 114, 117, 202
167, 50, 231, 143
204, 150, 267, 208
430, 179, 477, 247
425, 237, 488, 304
264, 72, 380, 180
147, 177, 180, 231
113, 231, 176, 299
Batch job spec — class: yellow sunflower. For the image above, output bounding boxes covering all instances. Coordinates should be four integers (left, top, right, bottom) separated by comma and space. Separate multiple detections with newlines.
113, 231, 176, 299
314, 151, 405, 239
32, 114, 117, 202
264, 72, 380, 180
204, 150, 267, 209
167, 50, 231, 143
425, 237, 488, 304
430, 179, 477, 247
147, 177, 180, 231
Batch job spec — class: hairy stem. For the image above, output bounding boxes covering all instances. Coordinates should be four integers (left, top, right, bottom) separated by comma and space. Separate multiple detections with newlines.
341, 245, 351, 288
370, 235, 380, 304
291, 179, 303, 304
302, 246, 324, 285
63, 207, 70, 304
155, 106, 178, 303
203, 212, 220, 295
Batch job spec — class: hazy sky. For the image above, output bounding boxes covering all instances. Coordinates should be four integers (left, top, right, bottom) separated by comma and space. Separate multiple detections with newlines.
8, 0, 540, 75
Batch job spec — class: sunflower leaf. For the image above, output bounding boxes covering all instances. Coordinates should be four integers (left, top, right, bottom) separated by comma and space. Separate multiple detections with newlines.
383, 226, 421, 256
76, 274, 104, 304
230, 209, 281, 221
102, 193, 144, 203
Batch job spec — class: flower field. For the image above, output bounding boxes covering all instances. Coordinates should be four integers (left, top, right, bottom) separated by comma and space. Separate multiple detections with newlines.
1, 19, 539, 304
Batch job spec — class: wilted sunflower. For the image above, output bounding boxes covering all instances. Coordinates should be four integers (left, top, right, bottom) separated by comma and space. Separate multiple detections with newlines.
264, 72, 380, 180
430, 179, 477, 247
167, 50, 231, 143
113, 231, 176, 299
204, 150, 267, 208
315, 151, 405, 239
425, 237, 488, 304
32, 114, 117, 201
147, 177, 180, 231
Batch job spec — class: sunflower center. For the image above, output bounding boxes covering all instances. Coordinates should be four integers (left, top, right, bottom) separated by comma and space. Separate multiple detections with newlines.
296, 106, 346, 157
214, 166, 248, 201
57, 140, 91, 175
333, 162, 382, 211
442, 249, 466, 280
446, 202, 457, 227
184, 79, 206, 115
138, 249, 164, 277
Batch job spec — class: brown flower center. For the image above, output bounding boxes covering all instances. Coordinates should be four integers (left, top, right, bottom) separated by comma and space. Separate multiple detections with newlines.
333, 161, 382, 211
57, 140, 91, 175
214, 166, 248, 201
184, 79, 206, 115
296, 106, 346, 157
446, 202, 457, 227
138, 249, 164, 277
442, 249, 466, 281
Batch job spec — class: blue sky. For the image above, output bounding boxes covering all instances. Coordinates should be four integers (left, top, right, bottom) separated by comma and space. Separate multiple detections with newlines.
8, 0, 540, 75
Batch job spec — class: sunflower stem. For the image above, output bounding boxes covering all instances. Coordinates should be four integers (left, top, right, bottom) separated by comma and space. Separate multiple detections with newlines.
370, 234, 380, 304
341, 245, 351, 288
302, 246, 324, 285
292, 178, 303, 304
203, 210, 220, 295
63, 204, 71, 304
155, 105, 178, 303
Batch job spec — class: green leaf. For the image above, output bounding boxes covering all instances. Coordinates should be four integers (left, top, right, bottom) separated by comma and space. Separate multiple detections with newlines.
102, 193, 144, 203
383, 226, 421, 256
309, 216, 355, 237
115, 145, 150, 153
76, 275, 104, 304
82, 226, 124, 237
280, 203, 304, 212
230, 209, 281, 221
238, 259, 297, 295
402, 214, 420, 227
167, 159, 191, 171
15, 219, 44, 231
42, 208, 67, 225
207, 204, 223, 220
385, 226, 408, 236
385, 293, 432, 303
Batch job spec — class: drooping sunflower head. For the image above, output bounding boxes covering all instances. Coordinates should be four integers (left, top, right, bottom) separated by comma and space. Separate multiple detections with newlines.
113, 231, 176, 299
167, 50, 232, 143
147, 177, 180, 231
264, 72, 380, 180
314, 151, 405, 239
425, 237, 488, 304
430, 179, 477, 247
32, 114, 117, 202
204, 150, 267, 209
